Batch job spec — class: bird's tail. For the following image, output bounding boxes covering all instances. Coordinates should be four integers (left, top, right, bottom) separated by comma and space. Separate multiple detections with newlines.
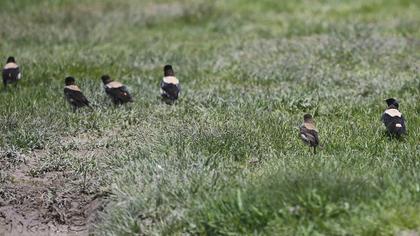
395, 123, 406, 137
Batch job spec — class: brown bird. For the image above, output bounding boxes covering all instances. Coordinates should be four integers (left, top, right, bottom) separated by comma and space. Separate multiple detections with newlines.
101, 75, 133, 105
2, 56, 21, 89
381, 98, 406, 138
64, 76, 91, 112
300, 114, 320, 154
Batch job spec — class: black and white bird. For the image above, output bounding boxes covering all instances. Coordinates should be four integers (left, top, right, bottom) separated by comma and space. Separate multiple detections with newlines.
101, 75, 133, 105
160, 65, 180, 104
64, 76, 91, 112
381, 98, 406, 138
300, 114, 320, 154
2, 56, 21, 89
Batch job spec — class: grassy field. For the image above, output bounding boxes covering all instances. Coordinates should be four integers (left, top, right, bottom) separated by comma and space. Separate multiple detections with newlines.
0, 0, 419, 235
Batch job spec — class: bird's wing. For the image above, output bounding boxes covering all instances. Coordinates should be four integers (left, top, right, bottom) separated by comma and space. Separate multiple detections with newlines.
120, 85, 130, 94
300, 125, 319, 145
382, 112, 406, 133
382, 112, 394, 127
311, 129, 320, 145
161, 82, 180, 99
64, 88, 90, 106
106, 86, 132, 102
2, 67, 20, 81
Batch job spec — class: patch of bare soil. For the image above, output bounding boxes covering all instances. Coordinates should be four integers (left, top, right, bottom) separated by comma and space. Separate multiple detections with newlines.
0, 150, 106, 236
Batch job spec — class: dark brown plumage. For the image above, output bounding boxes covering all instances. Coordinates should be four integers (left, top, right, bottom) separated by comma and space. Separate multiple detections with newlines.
381, 98, 406, 138
64, 76, 91, 112
101, 75, 133, 105
299, 114, 320, 154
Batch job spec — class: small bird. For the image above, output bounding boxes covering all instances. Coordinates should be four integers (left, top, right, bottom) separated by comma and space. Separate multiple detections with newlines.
160, 65, 180, 104
64, 76, 91, 112
2, 56, 21, 89
381, 98, 406, 138
101, 75, 133, 105
300, 114, 320, 154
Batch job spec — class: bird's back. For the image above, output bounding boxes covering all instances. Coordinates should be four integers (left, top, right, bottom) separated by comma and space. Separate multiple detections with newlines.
105, 83, 132, 104
64, 86, 90, 108
161, 83, 180, 100
300, 123, 319, 147
160, 76, 180, 101
382, 109, 406, 136
3, 63, 20, 82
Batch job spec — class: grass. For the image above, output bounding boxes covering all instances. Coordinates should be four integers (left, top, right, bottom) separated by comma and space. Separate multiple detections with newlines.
1, 0, 419, 235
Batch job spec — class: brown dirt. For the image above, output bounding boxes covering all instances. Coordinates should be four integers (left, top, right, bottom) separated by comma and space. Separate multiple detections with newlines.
0, 149, 106, 236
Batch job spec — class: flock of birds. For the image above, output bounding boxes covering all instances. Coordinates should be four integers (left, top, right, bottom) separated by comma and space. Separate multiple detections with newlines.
2, 56, 407, 154
63, 64, 180, 108
299, 98, 406, 154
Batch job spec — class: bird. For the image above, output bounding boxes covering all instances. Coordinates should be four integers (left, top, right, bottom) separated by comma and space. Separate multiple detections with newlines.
381, 98, 406, 138
2, 56, 21, 89
101, 75, 133, 105
64, 76, 91, 112
160, 65, 180, 104
299, 114, 320, 154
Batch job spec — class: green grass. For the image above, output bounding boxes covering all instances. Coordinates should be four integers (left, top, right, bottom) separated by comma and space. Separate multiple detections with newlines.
1, 0, 420, 235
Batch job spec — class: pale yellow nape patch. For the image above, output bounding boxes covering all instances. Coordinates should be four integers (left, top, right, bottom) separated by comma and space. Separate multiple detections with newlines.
65, 85, 81, 92
385, 108, 402, 117
163, 76, 179, 84
4, 63, 18, 69
106, 81, 123, 88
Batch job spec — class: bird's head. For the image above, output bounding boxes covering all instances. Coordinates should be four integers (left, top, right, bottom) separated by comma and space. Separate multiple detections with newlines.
303, 114, 314, 122
101, 75, 112, 85
6, 56, 16, 63
385, 98, 399, 109
164, 65, 174, 77
65, 76, 76, 86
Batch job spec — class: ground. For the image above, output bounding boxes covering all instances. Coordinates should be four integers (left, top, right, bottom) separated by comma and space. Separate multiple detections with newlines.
0, 0, 419, 235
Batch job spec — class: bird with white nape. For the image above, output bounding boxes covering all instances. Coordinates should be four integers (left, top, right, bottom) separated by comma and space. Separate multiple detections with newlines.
381, 98, 406, 138
160, 65, 180, 104
101, 75, 133, 105
2, 56, 21, 89
63, 76, 92, 112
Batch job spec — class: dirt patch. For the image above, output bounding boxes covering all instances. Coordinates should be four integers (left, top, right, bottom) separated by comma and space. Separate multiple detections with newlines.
0, 150, 107, 236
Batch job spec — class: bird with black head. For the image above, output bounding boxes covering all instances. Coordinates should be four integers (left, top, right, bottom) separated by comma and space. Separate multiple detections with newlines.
2, 56, 21, 89
64, 76, 91, 112
381, 98, 406, 138
160, 65, 180, 104
101, 75, 133, 105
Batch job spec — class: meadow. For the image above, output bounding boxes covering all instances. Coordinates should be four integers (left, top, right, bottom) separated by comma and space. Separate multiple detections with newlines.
0, 0, 419, 235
